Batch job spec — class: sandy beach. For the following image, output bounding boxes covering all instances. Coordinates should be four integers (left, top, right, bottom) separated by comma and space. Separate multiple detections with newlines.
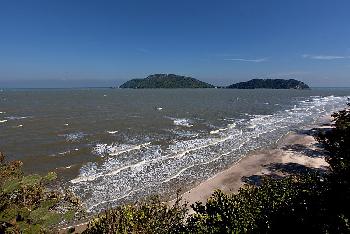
63, 123, 332, 233
180, 123, 331, 205
61, 120, 333, 233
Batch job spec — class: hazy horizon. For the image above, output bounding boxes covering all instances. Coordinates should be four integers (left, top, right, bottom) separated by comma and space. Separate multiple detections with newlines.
1, 0, 350, 88
1, 76, 350, 89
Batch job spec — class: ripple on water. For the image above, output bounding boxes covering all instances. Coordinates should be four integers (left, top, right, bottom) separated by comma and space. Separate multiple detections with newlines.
69, 95, 348, 213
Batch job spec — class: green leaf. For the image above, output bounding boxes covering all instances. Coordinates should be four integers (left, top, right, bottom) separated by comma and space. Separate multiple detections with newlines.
0, 207, 19, 222
63, 210, 75, 222
41, 212, 62, 227
44, 172, 57, 181
29, 207, 62, 227
23, 223, 42, 234
21, 174, 42, 187
28, 207, 49, 223
39, 199, 58, 209
2, 178, 21, 193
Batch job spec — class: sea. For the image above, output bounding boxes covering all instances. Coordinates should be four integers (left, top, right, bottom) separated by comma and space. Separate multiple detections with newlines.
0, 88, 349, 212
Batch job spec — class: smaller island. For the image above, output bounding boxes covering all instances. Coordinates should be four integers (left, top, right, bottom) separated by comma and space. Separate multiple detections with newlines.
119, 74, 214, 89
227, 79, 310, 89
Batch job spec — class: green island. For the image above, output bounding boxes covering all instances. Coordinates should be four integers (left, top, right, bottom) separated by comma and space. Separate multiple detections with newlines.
119, 74, 310, 90
227, 78, 310, 89
119, 74, 214, 89
1, 104, 349, 233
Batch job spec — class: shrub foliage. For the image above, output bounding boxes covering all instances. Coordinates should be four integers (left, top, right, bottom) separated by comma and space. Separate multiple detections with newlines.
0, 153, 83, 233
83, 195, 187, 234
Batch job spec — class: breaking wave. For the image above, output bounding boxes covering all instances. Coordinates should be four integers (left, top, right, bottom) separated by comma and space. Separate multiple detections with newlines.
70, 95, 347, 213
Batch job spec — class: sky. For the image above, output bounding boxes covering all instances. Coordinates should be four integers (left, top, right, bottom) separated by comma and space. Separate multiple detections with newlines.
0, 0, 350, 87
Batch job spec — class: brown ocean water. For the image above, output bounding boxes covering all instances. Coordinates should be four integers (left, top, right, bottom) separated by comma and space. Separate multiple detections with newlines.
0, 88, 349, 212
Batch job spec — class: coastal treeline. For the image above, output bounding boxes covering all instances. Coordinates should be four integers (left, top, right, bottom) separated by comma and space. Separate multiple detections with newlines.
1, 104, 349, 233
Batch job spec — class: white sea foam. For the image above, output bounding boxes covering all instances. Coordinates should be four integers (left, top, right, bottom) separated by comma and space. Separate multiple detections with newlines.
70, 95, 348, 213
173, 118, 193, 127
0, 120, 8, 123
59, 150, 71, 155
5, 116, 30, 120
92, 142, 151, 157
107, 130, 118, 134
210, 128, 228, 134
60, 132, 86, 142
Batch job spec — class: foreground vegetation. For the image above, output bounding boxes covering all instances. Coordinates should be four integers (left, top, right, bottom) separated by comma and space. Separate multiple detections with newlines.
0, 153, 84, 233
1, 104, 349, 233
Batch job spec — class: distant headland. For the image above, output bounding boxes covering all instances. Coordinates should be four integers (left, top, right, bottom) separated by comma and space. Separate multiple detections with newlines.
119, 74, 214, 89
119, 74, 310, 89
227, 79, 310, 90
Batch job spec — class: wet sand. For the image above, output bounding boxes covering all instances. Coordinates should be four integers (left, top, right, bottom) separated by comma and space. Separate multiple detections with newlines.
61, 122, 332, 233
180, 125, 330, 205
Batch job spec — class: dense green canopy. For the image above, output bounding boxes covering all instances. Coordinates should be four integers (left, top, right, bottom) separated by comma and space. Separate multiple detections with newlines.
119, 74, 214, 89
227, 79, 310, 89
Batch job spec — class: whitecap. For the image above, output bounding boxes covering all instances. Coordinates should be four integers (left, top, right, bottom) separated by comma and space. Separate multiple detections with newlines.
5, 116, 30, 120
168, 129, 199, 137
209, 129, 220, 134
107, 130, 118, 134
59, 150, 71, 155
60, 132, 86, 142
0, 119, 8, 123
173, 118, 193, 127
92, 142, 151, 157
210, 128, 228, 134
70, 94, 348, 213
227, 123, 236, 129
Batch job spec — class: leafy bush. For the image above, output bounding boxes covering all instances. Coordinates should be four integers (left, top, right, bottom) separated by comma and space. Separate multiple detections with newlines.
187, 175, 329, 233
0, 153, 84, 233
83, 195, 187, 234
315, 103, 350, 232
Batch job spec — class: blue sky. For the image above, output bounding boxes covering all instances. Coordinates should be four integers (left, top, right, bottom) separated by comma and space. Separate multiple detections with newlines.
0, 0, 350, 87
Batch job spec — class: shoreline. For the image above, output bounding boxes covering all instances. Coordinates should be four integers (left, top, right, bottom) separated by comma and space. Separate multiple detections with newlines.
178, 119, 331, 205
60, 117, 333, 233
